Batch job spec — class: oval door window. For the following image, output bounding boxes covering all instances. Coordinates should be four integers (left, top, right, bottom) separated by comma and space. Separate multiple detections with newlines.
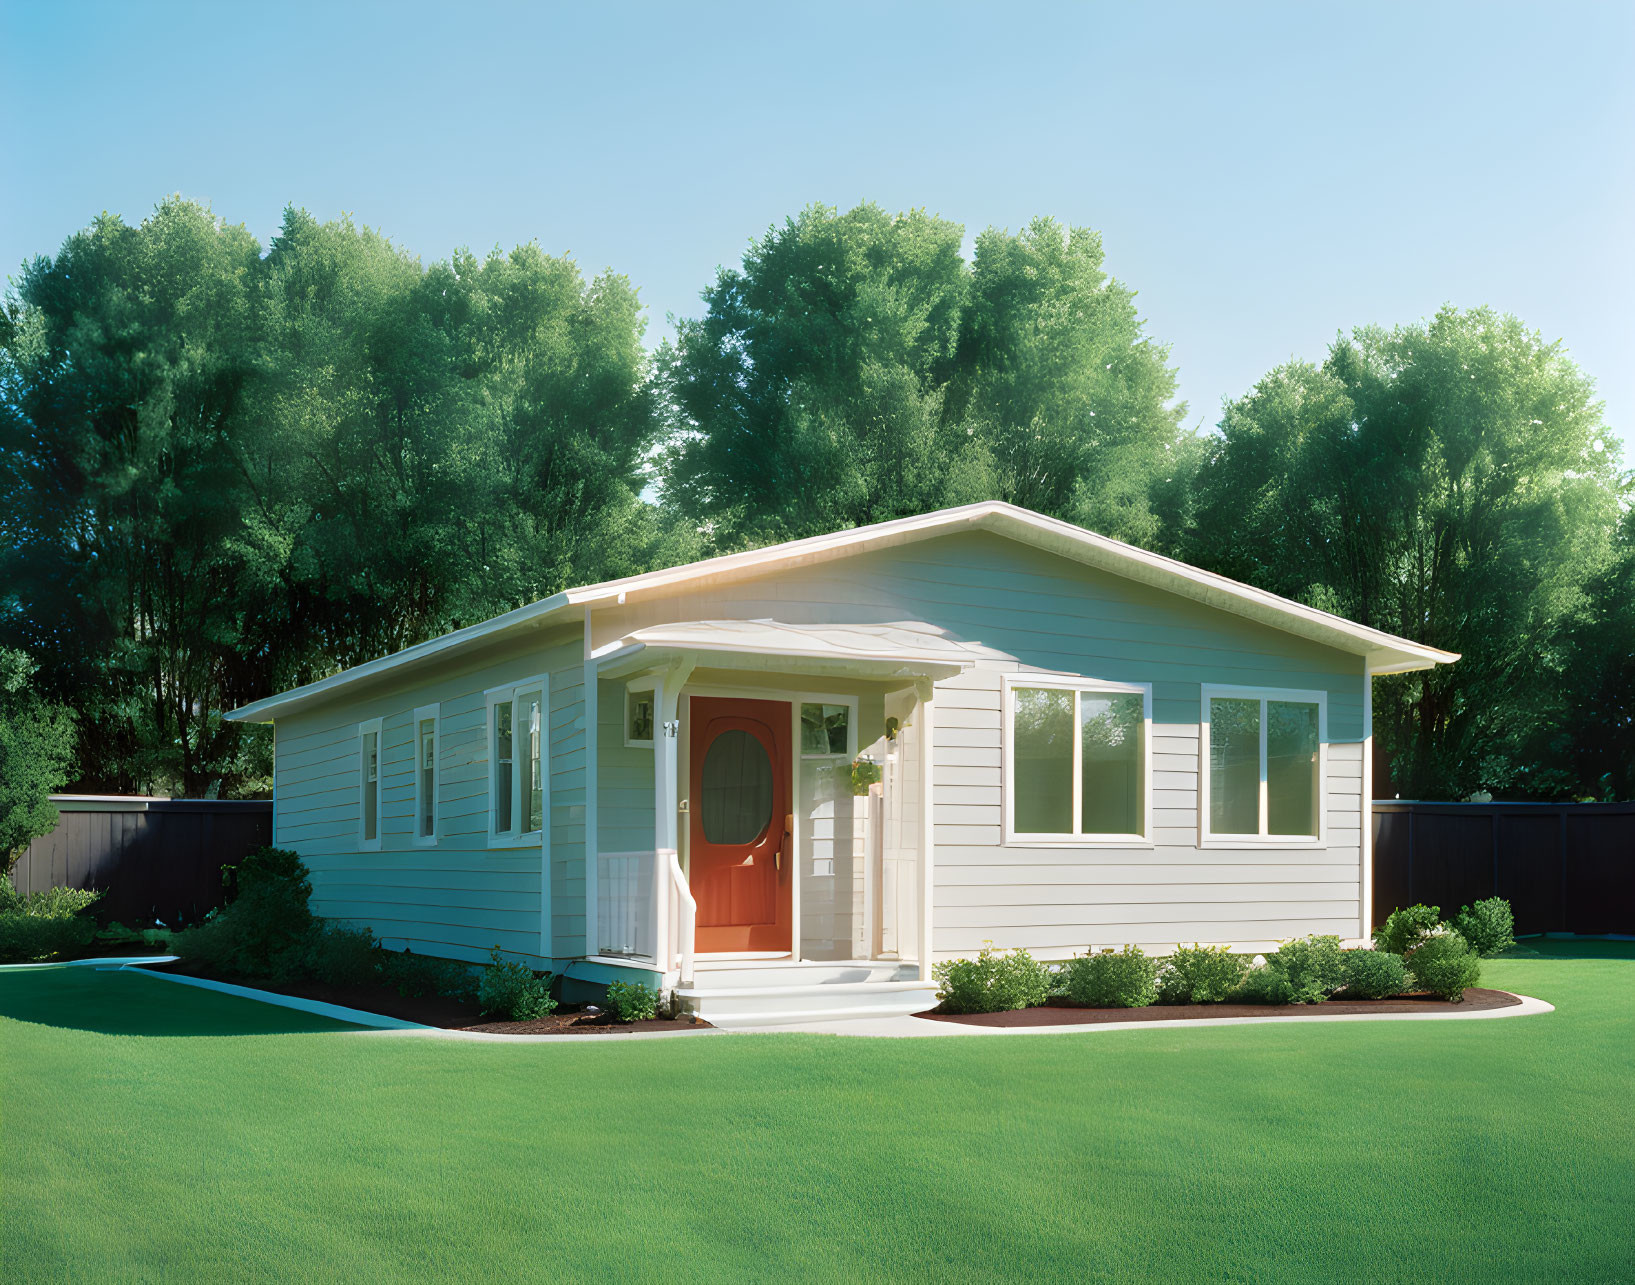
699, 728, 774, 845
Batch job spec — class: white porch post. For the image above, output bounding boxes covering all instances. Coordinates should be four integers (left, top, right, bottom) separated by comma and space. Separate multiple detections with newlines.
653, 657, 696, 978
917, 677, 936, 983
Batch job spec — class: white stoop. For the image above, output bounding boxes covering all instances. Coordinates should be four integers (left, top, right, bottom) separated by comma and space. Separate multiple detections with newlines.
674, 959, 939, 1029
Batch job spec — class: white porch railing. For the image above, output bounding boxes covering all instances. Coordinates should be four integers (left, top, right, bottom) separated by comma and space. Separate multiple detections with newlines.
596, 848, 695, 985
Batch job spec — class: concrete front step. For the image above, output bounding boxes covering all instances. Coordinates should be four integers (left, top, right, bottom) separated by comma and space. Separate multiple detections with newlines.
675, 978, 940, 1029
687, 958, 920, 990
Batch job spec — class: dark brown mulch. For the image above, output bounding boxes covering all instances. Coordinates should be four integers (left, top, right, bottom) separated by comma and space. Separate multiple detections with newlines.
917, 988, 1521, 1028
145, 959, 711, 1034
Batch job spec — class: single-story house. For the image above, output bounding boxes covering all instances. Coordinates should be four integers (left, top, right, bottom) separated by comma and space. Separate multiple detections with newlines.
227, 502, 1457, 1025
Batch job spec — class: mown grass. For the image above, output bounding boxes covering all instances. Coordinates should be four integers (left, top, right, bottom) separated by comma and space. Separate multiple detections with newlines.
2, 943, 1631, 1284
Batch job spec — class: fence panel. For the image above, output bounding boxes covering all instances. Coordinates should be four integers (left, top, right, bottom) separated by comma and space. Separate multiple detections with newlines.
8, 797, 273, 925
1372, 802, 1635, 935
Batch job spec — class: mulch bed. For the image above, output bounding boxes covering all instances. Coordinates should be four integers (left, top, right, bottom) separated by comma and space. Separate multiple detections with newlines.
917, 988, 1520, 1028
143, 960, 710, 1035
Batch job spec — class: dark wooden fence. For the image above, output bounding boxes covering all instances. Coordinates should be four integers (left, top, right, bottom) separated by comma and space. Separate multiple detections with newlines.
9, 797, 273, 925
1372, 801, 1635, 936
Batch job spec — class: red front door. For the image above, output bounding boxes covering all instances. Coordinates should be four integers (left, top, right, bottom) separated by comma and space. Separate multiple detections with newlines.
689, 697, 792, 953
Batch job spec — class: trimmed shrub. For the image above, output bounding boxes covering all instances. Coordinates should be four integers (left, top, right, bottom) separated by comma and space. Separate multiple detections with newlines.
1454, 897, 1515, 957
0, 912, 96, 963
1065, 946, 1159, 1009
934, 944, 1052, 1014
1373, 904, 1442, 957
0, 884, 104, 963
1157, 944, 1248, 1005
480, 946, 556, 1020
604, 980, 658, 1022
174, 846, 314, 978
300, 922, 381, 987
1339, 948, 1410, 999
1265, 935, 1345, 1004
1409, 932, 1482, 1001
1233, 964, 1294, 1005
382, 948, 478, 1003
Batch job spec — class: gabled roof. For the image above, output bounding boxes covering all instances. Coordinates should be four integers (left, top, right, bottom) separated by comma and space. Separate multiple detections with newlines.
227, 501, 1458, 722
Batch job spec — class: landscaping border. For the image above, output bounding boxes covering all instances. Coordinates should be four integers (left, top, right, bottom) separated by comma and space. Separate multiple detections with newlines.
120, 958, 432, 1030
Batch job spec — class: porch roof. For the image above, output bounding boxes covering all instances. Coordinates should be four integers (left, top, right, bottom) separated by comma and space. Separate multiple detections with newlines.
592, 619, 1003, 682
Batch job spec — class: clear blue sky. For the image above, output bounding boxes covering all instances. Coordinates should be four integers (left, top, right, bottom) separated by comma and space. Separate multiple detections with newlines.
4, 0, 1631, 449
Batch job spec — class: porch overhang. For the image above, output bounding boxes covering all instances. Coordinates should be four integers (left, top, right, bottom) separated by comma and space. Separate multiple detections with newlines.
591, 619, 994, 683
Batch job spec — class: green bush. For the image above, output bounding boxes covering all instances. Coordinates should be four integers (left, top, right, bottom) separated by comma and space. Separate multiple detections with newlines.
1409, 932, 1483, 1001
174, 846, 314, 978
1233, 964, 1294, 1005
1454, 897, 1516, 957
14, 886, 103, 918
381, 948, 478, 1002
1339, 948, 1410, 999
1265, 935, 1345, 1004
604, 979, 659, 1022
299, 922, 381, 987
0, 883, 104, 963
1065, 946, 1159, 1008
0, 912, 97, 963
479, 946, 556, 1020
1373, 904, 1442, 956
1157, 944, 1248, 1004
934, 944, 1052, 1014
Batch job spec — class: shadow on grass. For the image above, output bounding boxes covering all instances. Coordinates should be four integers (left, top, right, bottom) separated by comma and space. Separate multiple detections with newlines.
0, 964, 362, 1037
1496, 938, 1635, 962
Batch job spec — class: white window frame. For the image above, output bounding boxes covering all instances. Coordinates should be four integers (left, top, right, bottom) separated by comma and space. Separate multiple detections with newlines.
1199, 683, 1328, 849
357, 716, 383, 851
798, 695, 859, 761
412, 703, 440, 846
1002, 674, 1153, 847
624, 684, 655, 749
487, 675, 548, 848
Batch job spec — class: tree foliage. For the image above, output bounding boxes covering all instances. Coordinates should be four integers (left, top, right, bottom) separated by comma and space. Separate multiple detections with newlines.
0, 200, 676, 795
1187, 306, 1625, 798
0, 650, 76, 865
660, 204, 1190, 547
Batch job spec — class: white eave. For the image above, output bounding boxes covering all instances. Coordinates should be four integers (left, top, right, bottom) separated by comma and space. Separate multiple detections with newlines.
226, 502, 1458, 723
592, 619, 1006, 683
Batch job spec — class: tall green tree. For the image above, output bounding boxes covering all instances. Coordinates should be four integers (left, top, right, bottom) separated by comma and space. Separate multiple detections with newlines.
661, 203, 983, 544
1189, 305, 1623, 799
1, 202, 673, 794
0, 199, 264, 793
950, 218, 1189, 546
1559, 506, 1635, 799
659, 204, 1189, 547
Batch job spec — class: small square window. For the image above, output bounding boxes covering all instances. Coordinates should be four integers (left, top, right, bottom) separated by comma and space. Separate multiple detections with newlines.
800, 703, 849, 756
627, 690, 655, 745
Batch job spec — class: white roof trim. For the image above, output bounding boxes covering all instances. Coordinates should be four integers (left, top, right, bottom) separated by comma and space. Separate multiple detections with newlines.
227, 501, 1457, 722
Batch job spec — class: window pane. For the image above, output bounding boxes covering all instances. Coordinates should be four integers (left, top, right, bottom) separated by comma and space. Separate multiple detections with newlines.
493, 702, 513, 833
801, 703, 850, 755
701, 728, 774, 844
362, 730, 378, 841
1013, 687, 1073, 834
628, 692, 654, 742
418, 719, 435, 838
1267, 701, 1319, 836
1209, 698, 1260, 835
521, 692, 543, 835
1081, 692, 1144, 835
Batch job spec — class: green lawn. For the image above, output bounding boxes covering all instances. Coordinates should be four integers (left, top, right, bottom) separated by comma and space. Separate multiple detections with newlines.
2, 945, 1631, 1284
